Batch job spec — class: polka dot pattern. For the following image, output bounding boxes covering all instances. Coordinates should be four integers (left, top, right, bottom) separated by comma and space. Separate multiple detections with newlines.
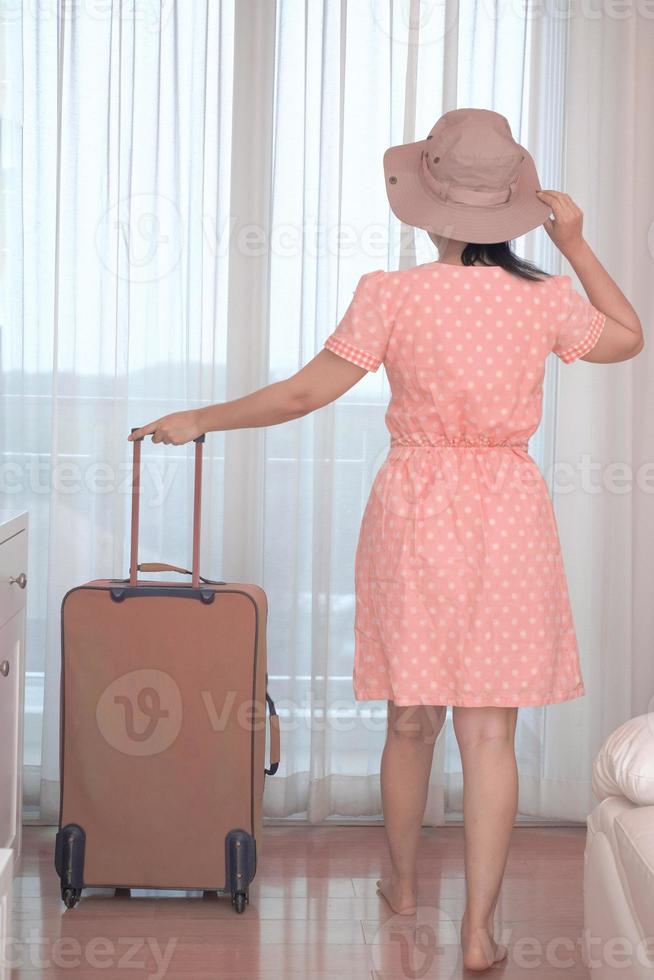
323, 263, 607, 707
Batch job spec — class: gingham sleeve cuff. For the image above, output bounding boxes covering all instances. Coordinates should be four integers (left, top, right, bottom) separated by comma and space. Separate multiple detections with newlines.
558, 309, 607, 364
323, 335, 382, 372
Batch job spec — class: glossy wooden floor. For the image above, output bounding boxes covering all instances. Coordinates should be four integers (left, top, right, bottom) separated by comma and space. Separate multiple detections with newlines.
9, 824, 589, 978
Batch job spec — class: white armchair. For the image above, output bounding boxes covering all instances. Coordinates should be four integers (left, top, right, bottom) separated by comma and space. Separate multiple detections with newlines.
584, 712, 654, 978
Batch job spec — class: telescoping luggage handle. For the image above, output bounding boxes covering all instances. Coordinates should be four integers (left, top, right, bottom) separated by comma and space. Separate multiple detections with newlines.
127, 430, 280, 778
129, 430, 205, 588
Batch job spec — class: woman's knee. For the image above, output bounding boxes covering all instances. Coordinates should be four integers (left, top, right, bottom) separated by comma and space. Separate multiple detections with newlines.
451, 705, 518, 751
387, 702, 447, 744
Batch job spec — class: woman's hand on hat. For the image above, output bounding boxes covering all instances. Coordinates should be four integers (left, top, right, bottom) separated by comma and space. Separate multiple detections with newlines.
535, 190, 585, 257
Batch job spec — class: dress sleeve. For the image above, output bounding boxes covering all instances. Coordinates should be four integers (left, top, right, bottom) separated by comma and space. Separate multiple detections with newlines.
323, 269, 390, 372
552, 275, 607, 363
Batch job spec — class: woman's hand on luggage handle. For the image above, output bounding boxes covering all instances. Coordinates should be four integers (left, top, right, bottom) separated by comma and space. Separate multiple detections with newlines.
535, 189, 586, 259
128, 410, 204, 445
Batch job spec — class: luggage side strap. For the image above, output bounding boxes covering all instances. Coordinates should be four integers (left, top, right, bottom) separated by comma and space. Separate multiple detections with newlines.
265, 692, 280, 776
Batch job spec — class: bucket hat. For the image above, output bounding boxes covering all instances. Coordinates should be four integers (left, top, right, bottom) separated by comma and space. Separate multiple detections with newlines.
383, 108, 551, 244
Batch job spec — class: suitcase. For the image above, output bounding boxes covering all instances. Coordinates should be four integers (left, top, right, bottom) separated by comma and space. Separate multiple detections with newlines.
54, 433, 280, 913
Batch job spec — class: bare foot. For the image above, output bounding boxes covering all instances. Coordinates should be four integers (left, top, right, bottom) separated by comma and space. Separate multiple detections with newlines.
460, 910, 508, 971
375, 877, 417, 915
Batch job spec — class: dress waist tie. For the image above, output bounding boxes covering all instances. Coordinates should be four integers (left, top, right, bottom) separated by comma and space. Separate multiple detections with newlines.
390, 435, 529, 452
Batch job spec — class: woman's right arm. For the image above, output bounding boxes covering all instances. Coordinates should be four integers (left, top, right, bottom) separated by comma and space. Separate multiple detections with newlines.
536, 189, 644, 363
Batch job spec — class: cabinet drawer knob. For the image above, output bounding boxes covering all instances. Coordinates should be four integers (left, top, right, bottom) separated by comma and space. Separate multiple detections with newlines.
9, 572, 27, 589
0, 660, 9, 678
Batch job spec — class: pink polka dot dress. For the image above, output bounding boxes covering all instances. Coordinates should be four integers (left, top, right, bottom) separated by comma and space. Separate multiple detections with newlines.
323, 262, 606, 707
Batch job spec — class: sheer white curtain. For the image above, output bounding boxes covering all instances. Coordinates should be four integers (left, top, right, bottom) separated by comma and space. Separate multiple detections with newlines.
549, 5, 654, 816
4, 0, 629, 827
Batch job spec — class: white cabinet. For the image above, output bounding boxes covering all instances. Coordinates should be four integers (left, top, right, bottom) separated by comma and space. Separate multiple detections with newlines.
0, 512, 27, 874
0, 849, 12, 980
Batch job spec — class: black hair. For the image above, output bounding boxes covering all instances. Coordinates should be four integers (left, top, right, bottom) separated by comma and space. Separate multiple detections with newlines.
460, 241, 551, 282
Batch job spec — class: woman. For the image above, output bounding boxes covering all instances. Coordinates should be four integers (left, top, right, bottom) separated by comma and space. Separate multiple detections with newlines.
130, 109, 643, 972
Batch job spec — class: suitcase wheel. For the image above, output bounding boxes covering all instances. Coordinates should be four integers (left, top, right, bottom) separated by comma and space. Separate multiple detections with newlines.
55, 823, 86, 902
62, 886, 81, 910
232, 890, 248, 913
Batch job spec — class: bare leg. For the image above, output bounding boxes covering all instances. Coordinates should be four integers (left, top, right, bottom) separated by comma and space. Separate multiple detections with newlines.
376, 701, 447, 914
452, 704, 518, 971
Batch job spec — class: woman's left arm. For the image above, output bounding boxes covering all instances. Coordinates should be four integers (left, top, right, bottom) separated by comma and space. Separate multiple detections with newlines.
128, 349, 368, 444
